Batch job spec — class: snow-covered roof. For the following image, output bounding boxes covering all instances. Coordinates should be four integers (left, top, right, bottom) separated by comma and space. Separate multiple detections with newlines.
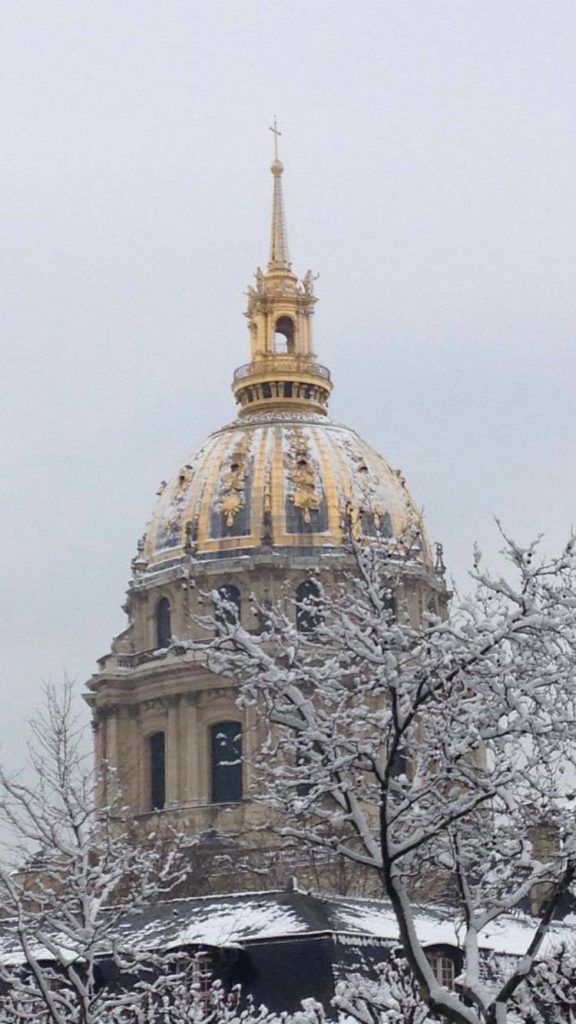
2, 889, 574, 965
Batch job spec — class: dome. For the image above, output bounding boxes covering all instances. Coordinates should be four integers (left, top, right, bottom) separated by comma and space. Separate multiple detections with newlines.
143, 409, 432, 571
135, 149, 436, 577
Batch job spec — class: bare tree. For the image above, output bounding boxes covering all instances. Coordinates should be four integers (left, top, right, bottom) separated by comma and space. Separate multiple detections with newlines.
204, 529, 576, 1024
334, 950, 434, 1024
0, 682, 184, 1023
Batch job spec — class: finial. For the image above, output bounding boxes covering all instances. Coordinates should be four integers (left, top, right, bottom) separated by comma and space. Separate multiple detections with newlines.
269, 116, 282, 168
268, 118, 290, 267
435, 542, 446, 576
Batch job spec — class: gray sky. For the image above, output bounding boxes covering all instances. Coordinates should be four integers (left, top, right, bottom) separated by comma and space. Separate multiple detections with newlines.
2, 1, 575, 765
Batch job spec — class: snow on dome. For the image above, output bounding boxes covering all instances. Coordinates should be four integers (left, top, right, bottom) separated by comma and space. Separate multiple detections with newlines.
142, 410, 432, 572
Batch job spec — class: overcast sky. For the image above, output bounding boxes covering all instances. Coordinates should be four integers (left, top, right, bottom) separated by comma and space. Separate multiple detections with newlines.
2, 0, 575, 765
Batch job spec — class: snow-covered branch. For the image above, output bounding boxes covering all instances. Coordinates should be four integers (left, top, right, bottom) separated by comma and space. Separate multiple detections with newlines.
0, 682, 187, 1023
204, 532, 576, 1023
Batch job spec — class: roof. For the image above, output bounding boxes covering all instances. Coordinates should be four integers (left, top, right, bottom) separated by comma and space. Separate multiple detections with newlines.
124, 889, 576, 957
140, 412, 433, 572
3, 889, 575, 965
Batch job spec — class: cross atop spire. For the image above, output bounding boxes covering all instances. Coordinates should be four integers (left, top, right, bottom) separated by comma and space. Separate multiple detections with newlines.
268, 119, 290, 268
269, 116, 282, 162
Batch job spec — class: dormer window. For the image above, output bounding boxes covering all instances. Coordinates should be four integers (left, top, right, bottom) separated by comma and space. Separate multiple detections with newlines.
425, 947, 461, 990
429, 955, 455, 988
191, 951, 213, 998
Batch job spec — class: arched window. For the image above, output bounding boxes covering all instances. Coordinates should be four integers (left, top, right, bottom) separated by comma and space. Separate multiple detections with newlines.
211, 722, 242, 804
274, 316, 295, 354
296, 580, 322, 633
383, 588, 396, 623
215, 585, 241, 631
149, 732, 166, 810
156, 597, 171, 648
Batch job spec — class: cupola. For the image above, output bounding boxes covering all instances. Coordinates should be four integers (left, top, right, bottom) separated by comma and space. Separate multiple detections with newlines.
232, 123, 332, 416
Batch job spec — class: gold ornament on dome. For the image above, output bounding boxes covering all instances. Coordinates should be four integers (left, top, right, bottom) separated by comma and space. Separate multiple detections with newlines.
174, 465, 193, 495
288, 428, 321, 525
218, 436, 252, 527
346, 501, 363, 541
341, 440, 388, 538
263, 459, 272, 516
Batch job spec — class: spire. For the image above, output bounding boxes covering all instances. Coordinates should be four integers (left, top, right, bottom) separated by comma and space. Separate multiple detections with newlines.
230, 130, 332, 417
268, 118, 290, 268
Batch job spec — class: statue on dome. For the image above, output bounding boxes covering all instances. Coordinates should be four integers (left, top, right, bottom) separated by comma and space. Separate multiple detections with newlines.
302, 269, 319, 295
255, 267, 266, 294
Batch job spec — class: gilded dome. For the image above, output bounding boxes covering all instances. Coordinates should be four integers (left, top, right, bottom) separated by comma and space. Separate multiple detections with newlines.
138, 149, 434, 576
142, 410, 432, 572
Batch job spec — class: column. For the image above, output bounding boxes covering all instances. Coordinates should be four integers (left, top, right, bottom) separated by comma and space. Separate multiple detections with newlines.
184, 697, 200, 804
166, 697, 180, 806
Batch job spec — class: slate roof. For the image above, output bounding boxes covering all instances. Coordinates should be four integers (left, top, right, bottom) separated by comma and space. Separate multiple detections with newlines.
115, 888, 576, 956
1, 888, 576, 965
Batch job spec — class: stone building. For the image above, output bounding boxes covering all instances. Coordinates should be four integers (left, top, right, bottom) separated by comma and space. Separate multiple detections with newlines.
85, 142, 447, 884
